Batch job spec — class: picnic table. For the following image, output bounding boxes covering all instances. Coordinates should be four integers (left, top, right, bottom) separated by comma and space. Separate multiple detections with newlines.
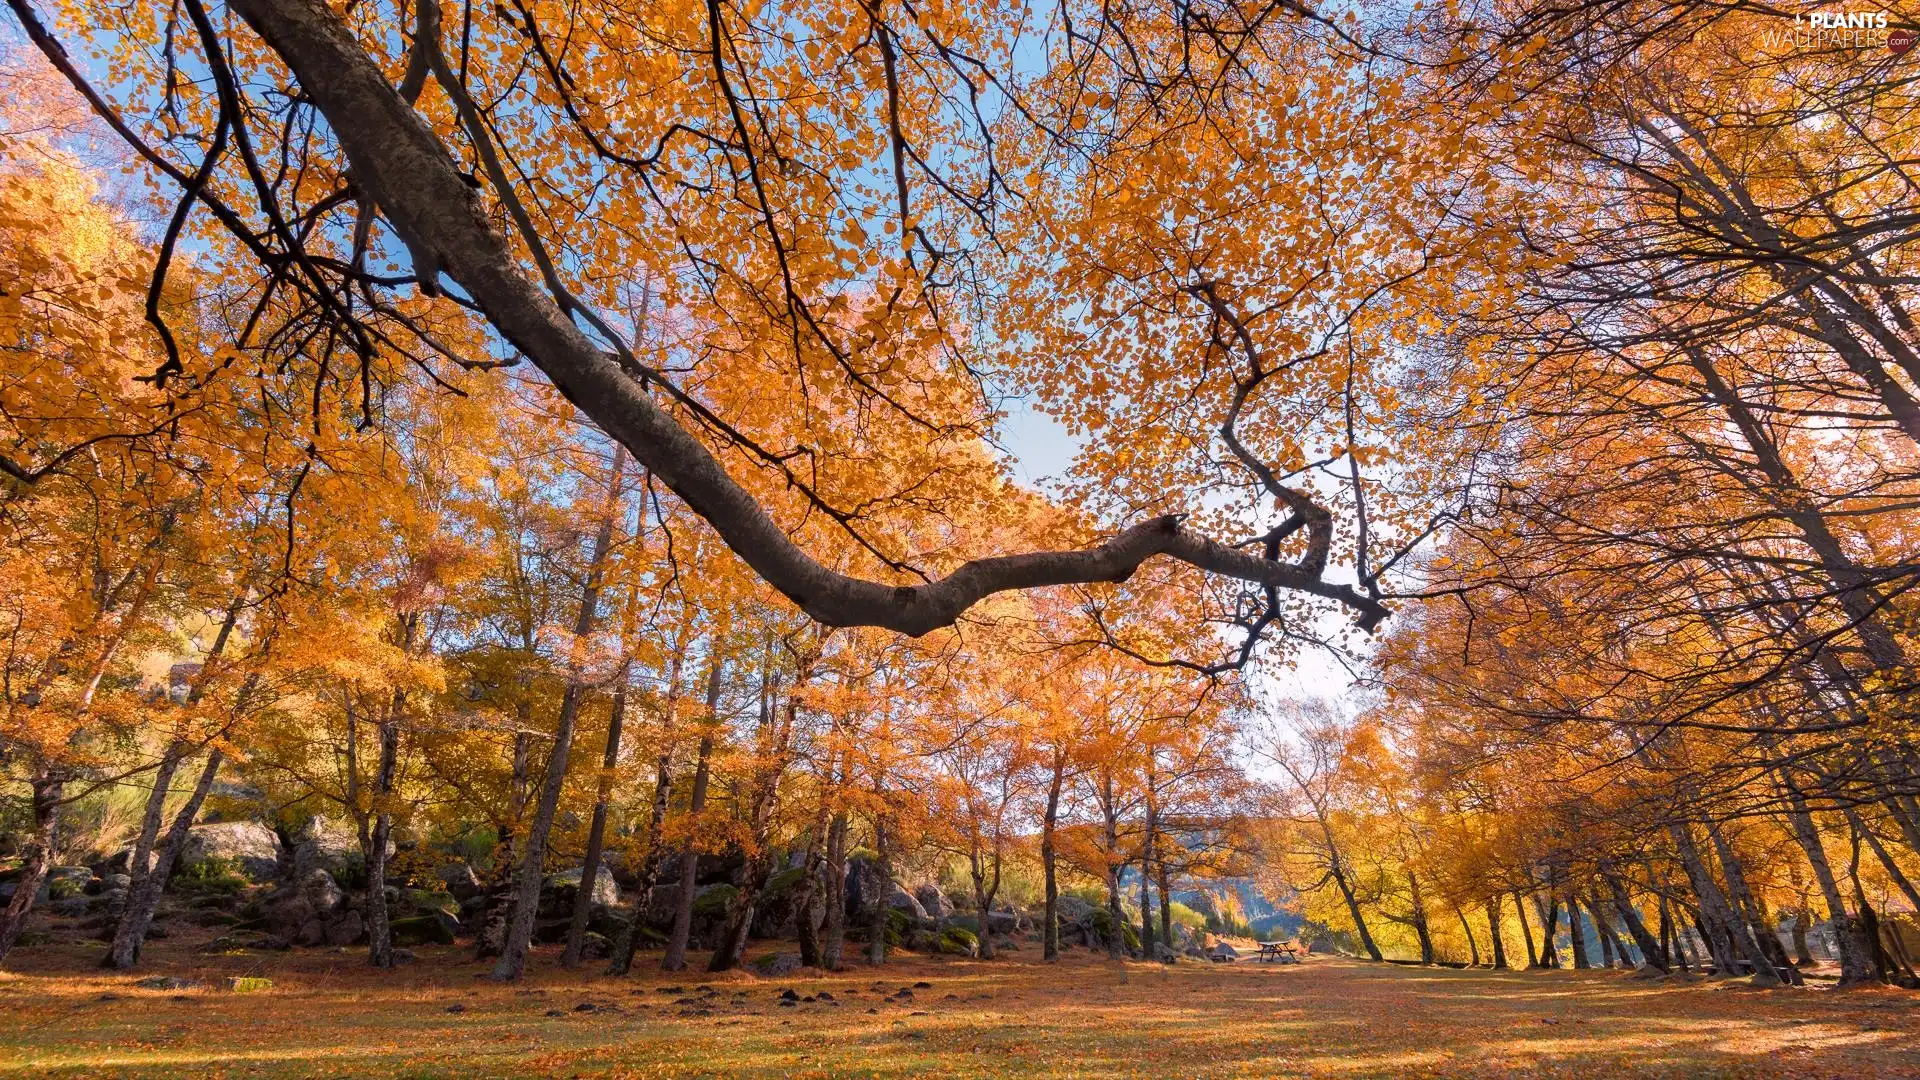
1257, 940, 1302, 962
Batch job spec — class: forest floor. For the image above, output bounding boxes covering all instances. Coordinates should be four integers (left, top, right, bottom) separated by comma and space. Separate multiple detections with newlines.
0, 933, 1916, 1079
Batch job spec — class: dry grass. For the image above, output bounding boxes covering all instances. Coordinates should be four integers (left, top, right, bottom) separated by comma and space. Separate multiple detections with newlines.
0, 932, 1916, 1079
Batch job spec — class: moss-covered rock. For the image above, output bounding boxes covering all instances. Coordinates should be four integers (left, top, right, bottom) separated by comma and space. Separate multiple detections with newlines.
691, 883, 737, 920
937, 925, 980, 957
390, 912, 457, 946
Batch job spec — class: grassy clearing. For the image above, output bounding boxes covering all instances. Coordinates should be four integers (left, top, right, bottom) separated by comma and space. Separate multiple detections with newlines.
0, 937, 1914, 1079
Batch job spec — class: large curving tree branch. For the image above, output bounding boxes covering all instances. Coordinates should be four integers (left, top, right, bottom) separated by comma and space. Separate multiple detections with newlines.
222, 0, 1387, 637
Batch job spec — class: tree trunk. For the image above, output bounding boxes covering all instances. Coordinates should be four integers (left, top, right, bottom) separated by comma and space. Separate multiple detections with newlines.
1588, 894, 1627, 968
973, 841, 997, 960
1605, 877, 1666, 972
1041, 751, 1064, 962
1671, 823, 1777, 981
1139, 794, 1157, 956
794, 808, 829, 969
1791, 907, 1815, 967
0, 769, 65, 965
867, 818, 893, 966
1567, 892, 1591, 970
1779, 789, 1878, 985
661, 660, 722, 972
606, 644, 687, 976
709, 844, 771, 972
1332, 853, 1383, 961
477, 719, 534, 960
108, 750, 223, 968
1407, 871, 1435, 964
563, 681, 626, 968
105, 745, 184, 964
821, 811, 849, 970
1591, 899, 1615, 968
1157, 856, 1173, 950
1458, 907, 1480, 967
1137, 855, 1155, 958
493, 448, 624, 981
1846, 808, 1920, 915
711, 647, 808, 974
1514, 891, 1538, 968
1708, 821, 1796, 981
1486, 897, 1509, 969
365, 707, 402, 969
1537, 895, 1563, 968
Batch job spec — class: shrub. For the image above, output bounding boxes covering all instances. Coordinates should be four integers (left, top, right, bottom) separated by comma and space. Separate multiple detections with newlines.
1087, 906, 1142, 953
1063, 883, 1107, 908
174, 855, 248, 895
1168, 901, 1208, 931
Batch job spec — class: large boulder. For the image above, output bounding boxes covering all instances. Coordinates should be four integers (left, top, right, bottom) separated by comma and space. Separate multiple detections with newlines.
390, 912, 458, 947
1054, 894, 1095, 923
937, 925, 980, 957
290, 816, 368, 881
752, 865, 821, 939
435, 862, 483, 903
324, 910, 366, 946
754, 951, 802, 977
915, 883, 955, 919
984, 904, 1026, 935
99, 848, 157, 878
543, 864, 619, 911
887, 883, 930, 922
180, 823, 282, 881
47, 865, 93, 898
262, 868, 346, 943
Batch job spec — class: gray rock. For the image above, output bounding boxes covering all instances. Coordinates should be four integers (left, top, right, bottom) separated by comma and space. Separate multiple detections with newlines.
290, 816, 368, 880
544, 865, 618, 908
887, 883, 929, 922
1152, 942, 1178, 963
324, 910, 366, 946
101, 849, 157, 877
914, 884, 955, 919
133, 975, 204, 990
296, 869, 344, 914
757, 951, 802, 977
180, 822, 282, 880
1054, 895, 1095, 922
435, 862, 483, 902
985, 907, 1023, 935
1210, 941, 1240, 961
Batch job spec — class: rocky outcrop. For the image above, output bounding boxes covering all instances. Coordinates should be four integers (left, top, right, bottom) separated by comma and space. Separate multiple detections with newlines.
180, 822, 282, 881
543, 864, 618, 909
887, 883, 929, 922
435, 862, 483, 903
915, 883, 955, 919
260, 869, 355, 946
289, 815, 370, 881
